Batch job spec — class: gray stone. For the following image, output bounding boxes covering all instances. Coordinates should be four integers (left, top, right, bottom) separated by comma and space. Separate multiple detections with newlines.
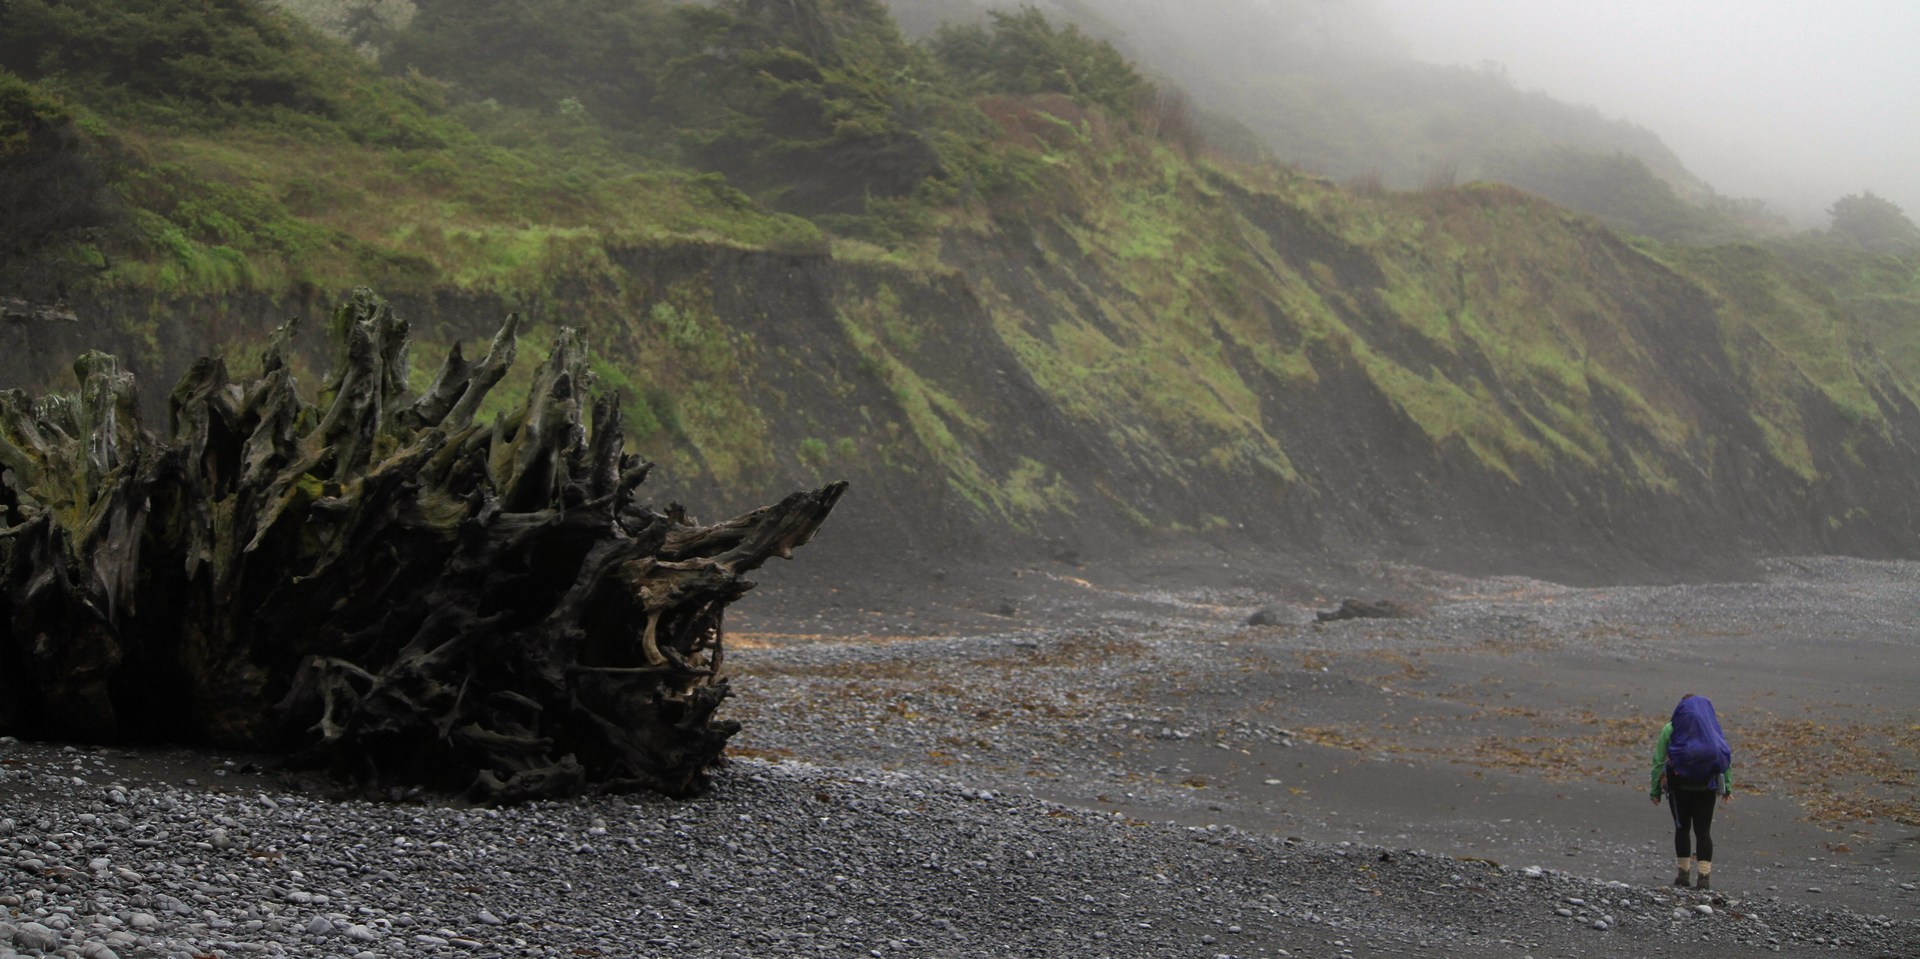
10, 923, 58, 951
1244, 607, 1285, 626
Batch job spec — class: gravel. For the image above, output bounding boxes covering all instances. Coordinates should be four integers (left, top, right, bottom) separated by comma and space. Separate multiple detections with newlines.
2, 737, 1914, 958
3, 557, 1917, 958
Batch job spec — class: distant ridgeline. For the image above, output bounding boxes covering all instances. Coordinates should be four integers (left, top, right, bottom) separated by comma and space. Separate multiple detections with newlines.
2, 0, 1918, 579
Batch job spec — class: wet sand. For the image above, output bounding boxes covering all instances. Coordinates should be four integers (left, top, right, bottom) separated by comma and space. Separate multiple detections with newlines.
731, 555, 1920, 922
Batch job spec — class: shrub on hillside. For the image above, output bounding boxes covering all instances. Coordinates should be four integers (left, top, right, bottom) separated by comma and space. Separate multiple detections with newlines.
669, 0, 947, 218
0, 0, 454, 147
385, 0, 950, 220
1488, 147, 1751, 244
930, 6, 1148, 119
386, 0, 670, 122
0, 73, 119, 298
1827, 191, 1920, 254
0, 0, 329, 113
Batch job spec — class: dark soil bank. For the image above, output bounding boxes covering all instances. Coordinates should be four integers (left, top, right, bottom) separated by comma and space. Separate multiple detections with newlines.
3, 556, 1916, 958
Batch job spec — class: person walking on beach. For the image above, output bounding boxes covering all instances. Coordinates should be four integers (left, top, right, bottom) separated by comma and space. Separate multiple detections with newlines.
1650, 693, 1733, 889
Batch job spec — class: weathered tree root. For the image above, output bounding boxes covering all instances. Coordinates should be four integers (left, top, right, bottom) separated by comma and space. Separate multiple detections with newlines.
0, 290, 844, 801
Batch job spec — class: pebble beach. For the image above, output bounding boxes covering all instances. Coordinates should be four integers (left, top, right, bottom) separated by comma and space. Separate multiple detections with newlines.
4, 556, 1917, 958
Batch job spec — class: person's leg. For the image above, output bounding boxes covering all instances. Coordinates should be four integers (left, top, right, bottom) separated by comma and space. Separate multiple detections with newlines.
1693, 791, 1718, 888
1667, 791, 1693, 884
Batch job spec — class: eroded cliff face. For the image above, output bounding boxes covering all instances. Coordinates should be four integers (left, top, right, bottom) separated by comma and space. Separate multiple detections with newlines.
11, 176, 1919, 584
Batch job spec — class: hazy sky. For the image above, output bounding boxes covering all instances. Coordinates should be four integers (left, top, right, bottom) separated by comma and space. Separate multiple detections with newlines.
1374, 0, 1920, 226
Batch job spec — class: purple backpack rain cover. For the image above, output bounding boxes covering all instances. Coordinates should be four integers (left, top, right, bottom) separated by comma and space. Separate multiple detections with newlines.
1668, 696, 1732, 783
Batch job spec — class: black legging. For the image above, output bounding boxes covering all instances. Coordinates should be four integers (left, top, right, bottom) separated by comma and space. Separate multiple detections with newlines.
1668, 789, 1717, 861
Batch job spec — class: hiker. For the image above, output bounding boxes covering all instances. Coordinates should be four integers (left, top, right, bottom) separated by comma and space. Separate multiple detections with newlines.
1650, 693, 1733, 889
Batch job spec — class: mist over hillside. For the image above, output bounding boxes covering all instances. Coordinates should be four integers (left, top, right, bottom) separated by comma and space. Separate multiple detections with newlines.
1378, 0, 1920, 230
273, 0, 1899, 243
883, 0, 1824, 242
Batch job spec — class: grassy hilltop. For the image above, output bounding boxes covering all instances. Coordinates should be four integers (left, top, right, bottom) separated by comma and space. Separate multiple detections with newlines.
4, 0, 1919, 574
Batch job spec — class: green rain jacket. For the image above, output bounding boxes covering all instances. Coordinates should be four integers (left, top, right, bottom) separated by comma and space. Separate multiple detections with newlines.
1650, 721, 1734, 799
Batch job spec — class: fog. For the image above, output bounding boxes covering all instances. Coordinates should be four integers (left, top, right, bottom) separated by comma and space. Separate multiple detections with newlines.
896, 0, 1917, 230
1374, 0, 1920, 227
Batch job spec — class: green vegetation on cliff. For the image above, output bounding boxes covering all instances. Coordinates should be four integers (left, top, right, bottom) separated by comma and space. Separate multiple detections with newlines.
1, 0, 823, 299
3, 0, 1918, 561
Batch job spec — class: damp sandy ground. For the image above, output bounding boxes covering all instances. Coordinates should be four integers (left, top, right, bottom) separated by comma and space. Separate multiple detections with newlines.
3, 555, 1915, 959
729, 554, 1920, 922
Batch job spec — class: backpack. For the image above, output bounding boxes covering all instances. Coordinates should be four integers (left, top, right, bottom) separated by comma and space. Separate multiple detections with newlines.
1666, 696, 1731, 786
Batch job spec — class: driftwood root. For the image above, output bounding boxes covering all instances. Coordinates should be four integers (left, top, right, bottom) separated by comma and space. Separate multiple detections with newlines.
0, 290, 844, 801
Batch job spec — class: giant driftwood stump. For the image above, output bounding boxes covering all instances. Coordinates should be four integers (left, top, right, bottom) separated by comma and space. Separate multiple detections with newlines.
0, 291, 844, 801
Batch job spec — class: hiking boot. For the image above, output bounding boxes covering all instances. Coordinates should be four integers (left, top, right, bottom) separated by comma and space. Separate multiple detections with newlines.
1695, 874, 1711, 891
1673, 869, 1691, 887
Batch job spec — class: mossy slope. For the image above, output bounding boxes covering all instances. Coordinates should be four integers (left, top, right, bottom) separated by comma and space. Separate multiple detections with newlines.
4, 0, 1919, 577
784, 113, 1920, 570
